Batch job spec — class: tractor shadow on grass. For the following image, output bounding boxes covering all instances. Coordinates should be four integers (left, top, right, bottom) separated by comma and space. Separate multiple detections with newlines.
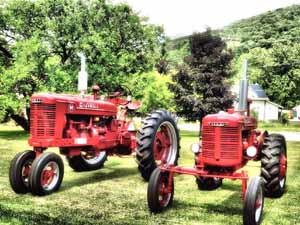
0, 130, 28, 141
60, 166, 138, 192
172, 192, 242, 216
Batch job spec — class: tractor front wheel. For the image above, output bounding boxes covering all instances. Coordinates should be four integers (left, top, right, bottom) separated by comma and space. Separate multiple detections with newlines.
147, 168, 174, 213
66, 150, 107, 172
29, 152, 64, 196
196, 177, 223, 190
261, 134, 287, 197
9, 150, 35, 194
136, 110, 180, 181
243, 176, 264, 225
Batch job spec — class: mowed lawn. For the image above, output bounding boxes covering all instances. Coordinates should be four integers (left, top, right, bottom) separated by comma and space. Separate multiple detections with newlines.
0, 125, 299, 225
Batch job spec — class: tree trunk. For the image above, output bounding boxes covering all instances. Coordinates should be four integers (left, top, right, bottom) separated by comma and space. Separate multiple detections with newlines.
11, 114, 30, 132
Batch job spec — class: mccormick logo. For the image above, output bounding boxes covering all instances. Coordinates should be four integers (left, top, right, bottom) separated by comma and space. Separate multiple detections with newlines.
78, 102, 98, 110
31, 99, 43, 103
208, 122, 227, 127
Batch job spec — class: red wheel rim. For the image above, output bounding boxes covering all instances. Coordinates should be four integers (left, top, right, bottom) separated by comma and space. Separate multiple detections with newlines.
40, 162, 59, 191
21, 160, 32, 186
255, 187, 263, 222
153, 121, 177, 165
279, 153, 287, 187
158, 174, 172, 207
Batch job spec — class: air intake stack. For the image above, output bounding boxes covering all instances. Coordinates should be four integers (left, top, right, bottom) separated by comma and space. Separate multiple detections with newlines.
77, 52, 88, 97
238, 60, 248, 114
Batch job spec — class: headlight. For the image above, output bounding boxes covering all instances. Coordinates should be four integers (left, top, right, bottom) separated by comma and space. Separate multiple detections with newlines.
246, 146, 257, 158
191, 143, 201, 154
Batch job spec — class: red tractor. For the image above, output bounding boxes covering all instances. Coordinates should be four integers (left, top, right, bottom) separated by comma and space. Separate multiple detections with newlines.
147, 61, 287, 225
9, 53, 180, 196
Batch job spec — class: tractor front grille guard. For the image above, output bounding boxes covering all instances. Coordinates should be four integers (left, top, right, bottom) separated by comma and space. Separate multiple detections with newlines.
30, 103, 56, 138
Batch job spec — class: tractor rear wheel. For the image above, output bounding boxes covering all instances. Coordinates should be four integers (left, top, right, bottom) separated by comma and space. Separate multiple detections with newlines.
196, 177, 223, 190
147, 168, 174, 213
243, 176, 264, 225
29, 152, 64, 196
9, 150, 35, 194
261, 134, 287, 197
67, 151, 107, 172
136, 110, 180, 181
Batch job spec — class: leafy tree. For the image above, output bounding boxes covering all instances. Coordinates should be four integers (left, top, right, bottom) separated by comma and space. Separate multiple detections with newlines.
224, 5, 300, 108
155, 41, 169, 74
170, 30, 234, 122
128, 71, 175, 114
166, 37, 189, 71
0, 0, 162, 130
240, 43, 300, 108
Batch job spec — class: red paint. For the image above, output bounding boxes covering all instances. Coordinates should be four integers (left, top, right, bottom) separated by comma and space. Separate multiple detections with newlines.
154, 128, 171, 164
41, 163, 55, 186
279, 153, 287, 178
28, 93, 141, 157
159, 100, 266, 202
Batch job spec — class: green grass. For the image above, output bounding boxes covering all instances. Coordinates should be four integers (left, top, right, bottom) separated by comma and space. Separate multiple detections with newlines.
0, 126, 299, 225
258, 121, 300, 132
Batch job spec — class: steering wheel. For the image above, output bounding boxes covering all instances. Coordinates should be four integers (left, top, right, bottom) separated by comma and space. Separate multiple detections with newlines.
108, 84, 132, 98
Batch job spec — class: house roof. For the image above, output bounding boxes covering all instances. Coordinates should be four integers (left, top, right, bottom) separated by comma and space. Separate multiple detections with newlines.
249, 84, 268, 99
266, 100, 283, 109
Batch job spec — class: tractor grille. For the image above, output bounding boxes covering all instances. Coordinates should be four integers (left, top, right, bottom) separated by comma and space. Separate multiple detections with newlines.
30, 103, 56, 138
202, 126, 240, 162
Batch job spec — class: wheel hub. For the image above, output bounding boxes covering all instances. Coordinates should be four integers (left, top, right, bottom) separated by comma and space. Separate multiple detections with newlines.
41, 162, 59, 190
279, 153, 287, 178
21, 161, 32, 185
154, 122, 177, 165
158, 177, 172, 207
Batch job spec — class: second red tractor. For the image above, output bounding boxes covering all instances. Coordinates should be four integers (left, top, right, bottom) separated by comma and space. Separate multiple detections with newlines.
147, 61, 287, 225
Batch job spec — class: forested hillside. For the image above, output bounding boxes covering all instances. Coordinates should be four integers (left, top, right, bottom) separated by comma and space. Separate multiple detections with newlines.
168, 4, 300, 108
223, 5, 300, 51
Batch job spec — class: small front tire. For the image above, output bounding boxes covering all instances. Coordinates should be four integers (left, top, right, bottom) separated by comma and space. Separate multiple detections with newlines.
147, 168, 174, 213
29, 152, 64, 196
243, 176, 264, 225
9, 150, 35, 194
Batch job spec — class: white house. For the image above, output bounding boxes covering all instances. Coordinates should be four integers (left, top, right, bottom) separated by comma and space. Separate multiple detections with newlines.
233, 84, 283, 121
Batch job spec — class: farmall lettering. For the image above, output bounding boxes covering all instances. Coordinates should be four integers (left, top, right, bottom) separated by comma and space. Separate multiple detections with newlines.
78, 102, 98, 110
208, 122, 227, 127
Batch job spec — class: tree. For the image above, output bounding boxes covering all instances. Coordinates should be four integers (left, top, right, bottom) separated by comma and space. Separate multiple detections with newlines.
128, 71, 175, 114
241, 43, 300, 108
170, 30, 234, 122
0, 0, 162, 130
223, 5, 300, 108
155, 41, 169, 74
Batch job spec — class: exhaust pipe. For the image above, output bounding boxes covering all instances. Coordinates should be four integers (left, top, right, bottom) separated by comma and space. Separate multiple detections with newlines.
77, 52, 88, 97
238, 59, 248, 114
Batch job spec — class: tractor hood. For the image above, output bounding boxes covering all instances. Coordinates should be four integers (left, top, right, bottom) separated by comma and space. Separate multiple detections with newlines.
30, 93, 117, 115
203, 111, 257, 129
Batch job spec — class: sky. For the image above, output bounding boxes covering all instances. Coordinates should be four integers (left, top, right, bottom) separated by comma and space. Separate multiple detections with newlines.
111, 0, 300, 37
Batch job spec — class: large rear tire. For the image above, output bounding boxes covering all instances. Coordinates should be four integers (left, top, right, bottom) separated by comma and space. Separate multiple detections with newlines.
9, 150, 35, 194
147, 168, 174, 213
67, 151, 107, 172
261, 134, 287, 197
243, 176, 264, 225
136, 110, 180, 181
29, 152, 64, 196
